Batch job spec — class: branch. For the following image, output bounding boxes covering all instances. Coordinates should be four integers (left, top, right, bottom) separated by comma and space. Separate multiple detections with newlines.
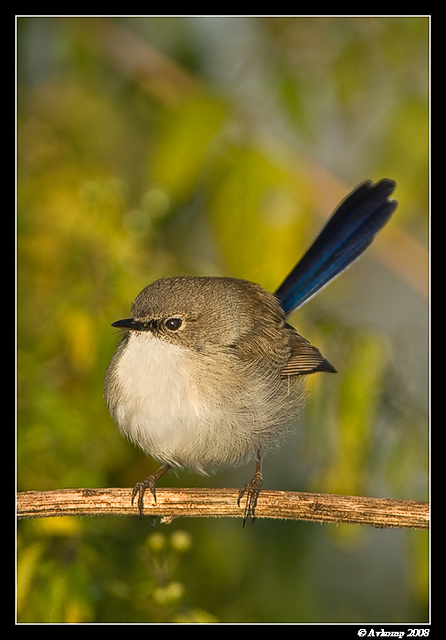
16, 488, 429, 529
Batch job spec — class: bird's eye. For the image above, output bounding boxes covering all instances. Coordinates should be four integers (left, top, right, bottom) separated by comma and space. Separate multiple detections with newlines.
165, 317, 183, 331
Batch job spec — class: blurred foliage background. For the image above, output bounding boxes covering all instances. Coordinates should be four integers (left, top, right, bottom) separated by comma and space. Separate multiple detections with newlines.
17, 16, 429, 623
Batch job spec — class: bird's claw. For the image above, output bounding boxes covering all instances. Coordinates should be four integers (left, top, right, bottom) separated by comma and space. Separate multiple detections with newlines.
238, 470, 263, 526
131, 476, 157, 520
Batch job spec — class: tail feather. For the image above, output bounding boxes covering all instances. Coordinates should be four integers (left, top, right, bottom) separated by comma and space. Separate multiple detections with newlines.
274, 179, 397, 316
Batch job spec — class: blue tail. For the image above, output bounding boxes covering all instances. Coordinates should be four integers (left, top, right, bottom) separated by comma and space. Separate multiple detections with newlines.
274, 179, 397, 316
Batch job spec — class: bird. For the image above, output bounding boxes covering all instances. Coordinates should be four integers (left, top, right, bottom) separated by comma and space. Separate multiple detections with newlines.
104, 178, 397, 524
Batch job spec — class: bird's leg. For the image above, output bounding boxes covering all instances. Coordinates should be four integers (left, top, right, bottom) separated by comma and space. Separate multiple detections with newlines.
131, 463, 171, 519
238, 452, 263, 526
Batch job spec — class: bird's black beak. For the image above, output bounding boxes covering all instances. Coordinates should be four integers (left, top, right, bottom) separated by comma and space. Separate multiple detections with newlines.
111, 318, 146, 331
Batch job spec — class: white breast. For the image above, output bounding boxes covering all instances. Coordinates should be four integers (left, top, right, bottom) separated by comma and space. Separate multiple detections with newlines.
110, 332, 207, 462
106, 330, 302, 473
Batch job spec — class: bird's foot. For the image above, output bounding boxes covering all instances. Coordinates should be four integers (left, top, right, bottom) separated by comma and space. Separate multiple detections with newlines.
131, 463, 171, 519
238, 469, 263, 526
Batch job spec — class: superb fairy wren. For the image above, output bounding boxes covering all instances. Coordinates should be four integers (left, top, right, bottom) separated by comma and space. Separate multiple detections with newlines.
104, 179, 397, 523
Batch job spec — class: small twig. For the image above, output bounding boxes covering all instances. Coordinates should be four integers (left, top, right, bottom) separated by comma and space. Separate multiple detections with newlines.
16, 488, 429, 529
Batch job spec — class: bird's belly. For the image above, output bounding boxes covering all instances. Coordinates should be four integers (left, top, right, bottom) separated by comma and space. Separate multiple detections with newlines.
106, 332, 302, 472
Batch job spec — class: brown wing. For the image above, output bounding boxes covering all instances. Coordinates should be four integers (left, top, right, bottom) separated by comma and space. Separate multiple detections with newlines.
281, 326, 337, 377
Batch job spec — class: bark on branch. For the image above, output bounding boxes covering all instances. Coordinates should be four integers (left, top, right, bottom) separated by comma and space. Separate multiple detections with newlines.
16, 488, 429, 529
